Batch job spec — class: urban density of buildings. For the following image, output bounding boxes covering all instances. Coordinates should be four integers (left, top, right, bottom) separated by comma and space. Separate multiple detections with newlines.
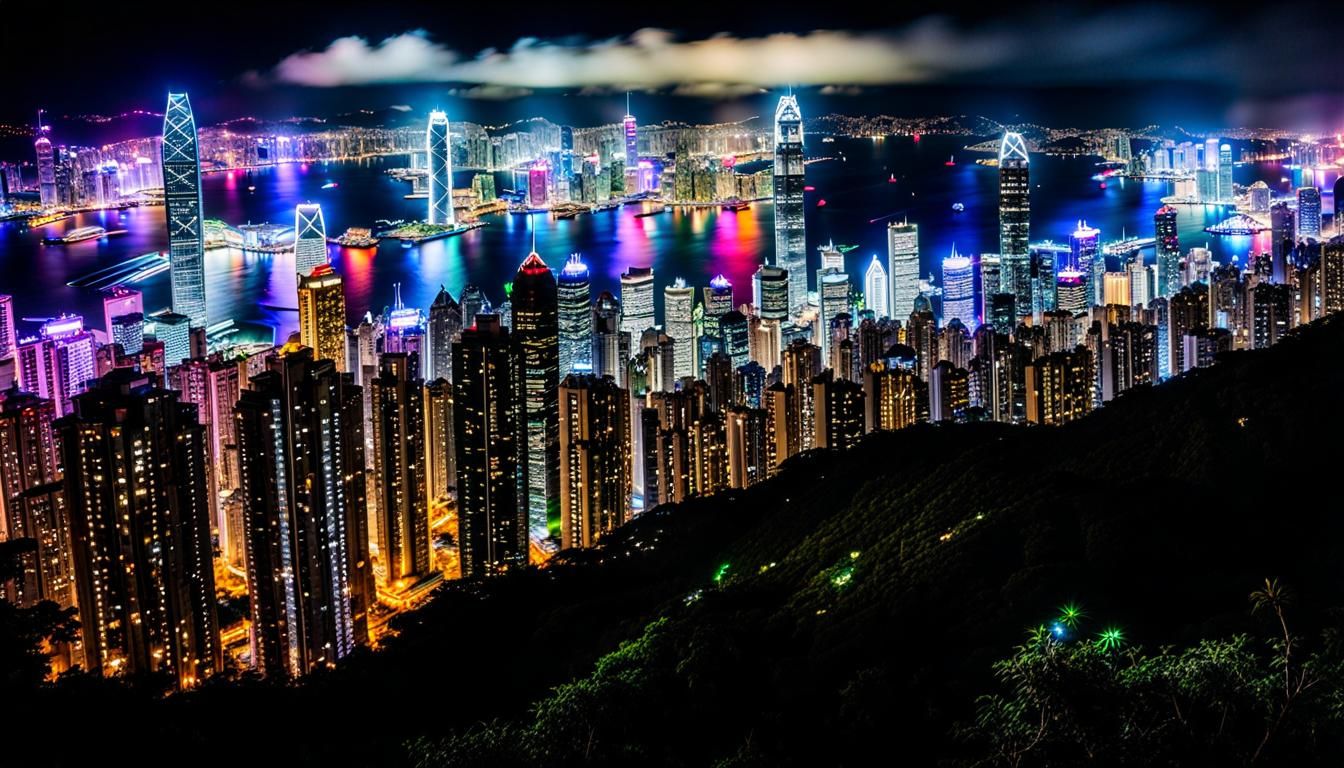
1, 85, 1342, 694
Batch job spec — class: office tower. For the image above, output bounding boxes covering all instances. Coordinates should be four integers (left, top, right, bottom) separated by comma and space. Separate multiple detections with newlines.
1103, 272, 1131, 307
427, 110, 455, 226
513, 251, 560, 537
35, 119, 56, 208
773, 95, 807, 317
1297, 187, 1322, 241
297, 264, 347, 370
702, 274, 733, 334
424, 378, 456, 507
454, 316, 527, 577
978, 255, 1002, 326
999, 132, 1031, 316
1155, 205, 1181, 297
664, 278, 696, 379
941, 249, 975, 325
162, 93, 207, 328
818, 240, 845, 271
460, 284, 492, 328
101, 287, 143, 341
17, 316, 96, 416
929, 360, 970, 423
1128, 258, 1151, 308
108, 313, 144, 357
622, 94, 639, 187
863, 255, 889, 320
593, 291, 628, 387
887, 221, 920, 320
369, 353, 430, 587
816, 269, 850, 355
1069, 220, 1102, 305
558, 255, 593, 376
812, 370, 864, 451
1025, 347, 1093, 426
156, 311, 192, 367
864, 355, 920, 432
782, 340, 822, 452
528, 161, 550, 208
58, 370, 220, 688
905, 308, 938, 382
620, 266, 655, 340
427, 286, 462, 383
1217, 143, 1233, 202
721, 311, 751, 371
1251, 282, 1291, 349
235, 349, 370, 678
1270, 201, 1296, 285
558, 374, 630, 550
754, 265, 791, 323
292, 202, 329, 277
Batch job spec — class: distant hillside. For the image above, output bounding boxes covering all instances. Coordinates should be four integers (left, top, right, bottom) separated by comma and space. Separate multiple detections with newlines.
6, 316, 1344, 766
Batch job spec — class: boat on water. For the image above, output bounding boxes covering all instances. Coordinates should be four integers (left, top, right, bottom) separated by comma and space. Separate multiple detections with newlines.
330, 227, 380, 248
804, 185, 816, 192
821, 137, 835, 143
817, 199, 827, 207
721, 198, 750, 212
43, 226, 123, 245
952, 203, 965, 213
247, 185, 256, 192
321, 182, 339, 189
945, 156, 956, 166
888, 174, 897, 183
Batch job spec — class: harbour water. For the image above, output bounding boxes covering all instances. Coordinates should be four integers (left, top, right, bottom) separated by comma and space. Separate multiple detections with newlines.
0, 135, 1289, 343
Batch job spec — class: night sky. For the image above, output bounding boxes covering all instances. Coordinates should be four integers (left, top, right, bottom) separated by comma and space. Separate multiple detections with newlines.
4, 0, 1341, 134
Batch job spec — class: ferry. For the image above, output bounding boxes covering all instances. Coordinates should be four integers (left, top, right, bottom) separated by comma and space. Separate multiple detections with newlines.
944, 156, 956, 166
330, 227, 380, 248
321, 182, 339, 189
888, 174, 897, 183
43, 226, 123, 245
952, 203, 965, 213
721, 198, 750, 212
247, 185, 256, 192
821, 136, 835, 143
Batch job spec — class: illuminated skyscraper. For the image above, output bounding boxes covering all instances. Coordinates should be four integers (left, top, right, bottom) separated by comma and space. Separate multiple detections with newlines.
1217, 143, 1233, 202
620, 266, 655, 340
998, 132, 1031, 317
17, 315, 97, 415
0, 389, 67, 607
817, 269, 850, 358
703, 274, 734, 341
427, 286, 462, 383
512, 250, 559, 537
427, 110, 455, 226
1069, 220, 1102, 306
454, 316, 527, 577
1297, 186, 1322, 241
293, 203, 329, 277
297, 264, 347, 370
941, 249, 975, 326
1155, 205, 1181, 297
369, 352, 430, 587
34, 115, 56, 209
773, 95, 807, 317
863, 255, 889, 320
558, 373, 630, 550
1335, 177, 1344, 236
1056, 270, 1088, 315
664, 278, 696, 379
623, 93, 640, 191
887, 220, 920, 320
424, 378, 455, 506
59, 370, 221, 689
0, 294, 16, 361
1025, 347, 1093, 426
235, 348, 370, 678
1270, 201, 1295, 285
558, 255, 593, 376
101, 287, 142, 342
812, 369, 864, 451
162, 93, 208, 328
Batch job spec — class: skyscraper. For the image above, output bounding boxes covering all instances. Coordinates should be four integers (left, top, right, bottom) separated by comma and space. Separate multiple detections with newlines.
1069, 220, 1102, 306
623, 93, 640, 192
101, 287, 142, 342
0, 294, 17, 361
703, 274, 734, 342
863, 255, 889, 320
293, 203, 329, 277
0, 388, 67, 606
369, 353, 431, 587
620, 266, 655, 340
773, 95, 807, 317
512, 250, 560, 538
1334, 177, 1344, 237
941, 249, 975, 326
426, 286, 462, 383
235, 348, 370, 678
454, 316, 527, 577
1025, 347, 1093, 426
34, 116, 56, 209
887, 221, 920, 320
1155, 205, 1181, 298
58, 370, 221, 689
297, 264, 347, 370
664, 278, 696, 379
1270, 201, 1296, 284
1297, 187, 1322, 241
558, 254, 593, 376
558, 374, 631, 550
1218, 143, 1233, 203
998, 132, 1031, 317
162, 93, 208, 328
427, 110, 455, 226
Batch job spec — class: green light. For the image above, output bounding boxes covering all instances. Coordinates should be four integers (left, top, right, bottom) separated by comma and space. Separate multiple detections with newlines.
849, 550, 861, 560
1096, 627, 1124, 652
713, 563, 730, 585
1058, 602, 1085, 630
831, 565, 854, 589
